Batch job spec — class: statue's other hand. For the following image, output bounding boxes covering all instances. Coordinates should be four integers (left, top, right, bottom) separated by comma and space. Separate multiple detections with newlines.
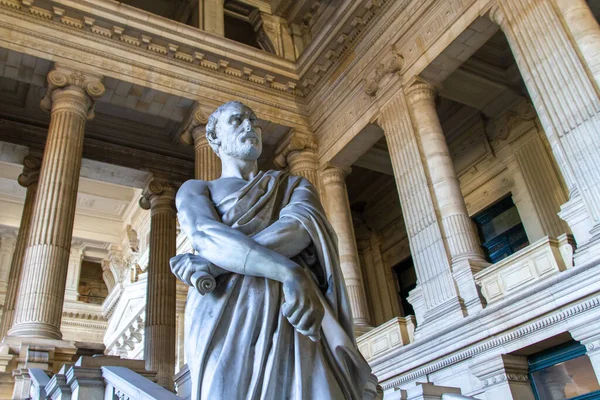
281, 269, 325, 342
170, 253, 209, 286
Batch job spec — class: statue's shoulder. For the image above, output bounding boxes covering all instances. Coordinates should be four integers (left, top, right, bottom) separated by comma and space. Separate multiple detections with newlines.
178, 179, 211, 197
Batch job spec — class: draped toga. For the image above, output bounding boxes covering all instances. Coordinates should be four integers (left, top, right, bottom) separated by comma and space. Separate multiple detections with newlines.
184, 170, 375, 400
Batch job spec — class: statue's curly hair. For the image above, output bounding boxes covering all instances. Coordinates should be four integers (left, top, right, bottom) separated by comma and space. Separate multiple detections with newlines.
205, 101, 246, 156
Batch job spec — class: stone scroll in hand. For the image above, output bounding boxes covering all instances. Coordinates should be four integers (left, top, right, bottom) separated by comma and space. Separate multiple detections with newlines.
170, 253, 228, 295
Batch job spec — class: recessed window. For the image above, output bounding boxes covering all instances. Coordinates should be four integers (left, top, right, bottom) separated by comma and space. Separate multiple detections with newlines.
472, 195, 529, 263
392, 257, 417, 318
78, 260, 109, 304
528, 341, 600, 399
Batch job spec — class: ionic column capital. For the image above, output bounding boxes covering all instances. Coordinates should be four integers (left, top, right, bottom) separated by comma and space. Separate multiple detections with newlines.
40, 64, 105, 119
404, 78, 437, 106
488, 3, 506, 27
139, 180, 177, 213
320, 164, 351, 187
17, 155, 41, 188
180, 103, 209, 147
273, 131, 318, 169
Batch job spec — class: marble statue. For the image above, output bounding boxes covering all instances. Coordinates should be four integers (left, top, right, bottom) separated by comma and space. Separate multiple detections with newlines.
170, 101, 378, 400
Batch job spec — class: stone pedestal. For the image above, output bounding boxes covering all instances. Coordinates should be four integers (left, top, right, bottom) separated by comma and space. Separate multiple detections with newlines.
320, 166, 372, 332
0, 156, 40, 341
139, 180, 177, 390
470, 354, 535, 400
8, 66, 104, 340
405, 79, 487, 315
379, 90, 466, 333
490, 1, 600, 260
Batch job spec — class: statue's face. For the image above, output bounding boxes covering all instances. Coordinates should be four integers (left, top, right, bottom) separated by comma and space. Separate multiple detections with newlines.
215, 103, 262, 161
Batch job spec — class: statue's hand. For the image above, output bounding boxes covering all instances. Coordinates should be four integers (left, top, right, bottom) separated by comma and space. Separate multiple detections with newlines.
281, 269, 324, 342
170, 253, 210, 286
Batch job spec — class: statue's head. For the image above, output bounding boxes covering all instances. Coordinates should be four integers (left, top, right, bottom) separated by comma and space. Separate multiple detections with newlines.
206, 101, 263, 161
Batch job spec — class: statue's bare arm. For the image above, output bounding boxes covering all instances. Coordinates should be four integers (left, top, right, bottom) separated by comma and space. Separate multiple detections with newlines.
176, 179, 323, 340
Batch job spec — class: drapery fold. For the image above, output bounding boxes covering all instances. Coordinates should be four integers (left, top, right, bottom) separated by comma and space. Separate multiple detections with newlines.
184, 170, 373, 400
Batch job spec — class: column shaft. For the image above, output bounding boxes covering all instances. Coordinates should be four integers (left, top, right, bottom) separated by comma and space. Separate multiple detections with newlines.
553, 0, 600, 89
194, 131, 222, 181
491, 1, 600, 246
9, 68, 104, 338
140, 182, 177, 390
0, 156, 40, 339
405, 80, 487, 313
379, 91, 466, 330
320, 166, 372, 331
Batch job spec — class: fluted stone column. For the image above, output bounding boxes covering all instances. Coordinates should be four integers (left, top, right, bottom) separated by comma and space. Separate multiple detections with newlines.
553, 0, 600, 89
489, 2, 600, 260
139, 180, 177, 390
320, 166, 372, 332
274, 133, 320, 190
8, 66, 104, 339
405, 79, 487, 314
181, 105, 221, 181
0, 155, 41, 340
379, 90, 466, 333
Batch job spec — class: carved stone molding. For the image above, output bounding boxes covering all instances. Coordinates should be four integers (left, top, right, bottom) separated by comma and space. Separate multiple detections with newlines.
404, 78, 436, 106
320, 164, 351, 187
40, 64, 105, 119
364, 50, 404, 96
470, 354, 531, 388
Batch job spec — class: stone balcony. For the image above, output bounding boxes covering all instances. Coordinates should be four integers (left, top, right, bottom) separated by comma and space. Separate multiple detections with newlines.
357, 316, 416, 362
474, 235, 575, 304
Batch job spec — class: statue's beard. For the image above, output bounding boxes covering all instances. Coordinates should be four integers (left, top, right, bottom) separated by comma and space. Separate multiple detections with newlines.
219, 134, 261, 161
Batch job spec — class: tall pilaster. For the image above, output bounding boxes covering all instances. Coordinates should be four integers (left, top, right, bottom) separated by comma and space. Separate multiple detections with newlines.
489, 1, 600, 260
180, 104, 221, 181
405, 79, 487, 314
8, 65, 104, 339
198, 0, 224, 36
64, 244, 84, 303
274, 132, 320, 190
139, 180, 177, 390
379, 90, 466, 332
553, 0, 600, 89
320, 166, 372, 333
0, 155, 40, 340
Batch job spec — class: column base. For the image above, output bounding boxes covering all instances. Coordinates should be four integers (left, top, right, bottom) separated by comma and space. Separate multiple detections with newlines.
559, 191, 593, 246
354, 323, 374, 338
1, 335, 77, 374
452, 258, 488, 316
414, 296, 466, 341
7, 322, 63, 341
573, 230, 600, 266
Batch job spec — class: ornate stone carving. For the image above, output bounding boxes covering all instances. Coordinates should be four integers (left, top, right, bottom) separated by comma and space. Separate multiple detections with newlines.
40, 64, 105, 119
364, 50, 404, 96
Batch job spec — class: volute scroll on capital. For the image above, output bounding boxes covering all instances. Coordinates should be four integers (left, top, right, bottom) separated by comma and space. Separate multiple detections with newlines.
17, 155, 41, 188
273, 131, 318, 169
40, 65, 106, 119
139, 180, 178, 211
364, 49, 404, 97
180, 102, 210, 147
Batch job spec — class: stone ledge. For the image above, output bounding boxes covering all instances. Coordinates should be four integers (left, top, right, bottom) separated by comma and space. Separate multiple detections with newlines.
474, 235, 573, 304
357, 316, 415, 362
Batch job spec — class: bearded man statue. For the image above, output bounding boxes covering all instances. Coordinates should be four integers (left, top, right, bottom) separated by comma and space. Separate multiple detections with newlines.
170, 101, 378, 400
